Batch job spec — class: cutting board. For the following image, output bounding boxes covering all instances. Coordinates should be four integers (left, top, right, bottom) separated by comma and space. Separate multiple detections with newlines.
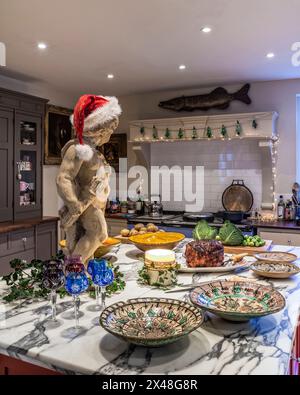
224, 240, 272, 255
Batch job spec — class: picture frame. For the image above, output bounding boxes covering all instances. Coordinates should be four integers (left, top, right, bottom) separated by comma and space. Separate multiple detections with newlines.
44, 105, 73, 165
98, 133, 127, 173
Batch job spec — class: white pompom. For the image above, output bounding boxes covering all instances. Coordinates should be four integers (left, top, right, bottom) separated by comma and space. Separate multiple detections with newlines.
75, 144, 94, 161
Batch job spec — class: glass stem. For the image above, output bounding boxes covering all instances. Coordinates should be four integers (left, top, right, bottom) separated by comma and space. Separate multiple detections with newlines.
50, 290, 57, 321
73, 295, 80, 329
100, 286, 106, 310
95, 285, 100, 307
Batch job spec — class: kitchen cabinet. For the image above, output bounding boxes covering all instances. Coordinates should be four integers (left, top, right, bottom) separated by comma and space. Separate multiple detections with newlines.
106, 217, 127, 236
0, 217, 58, 276
0, 354, 61, 375
257, 228, 300, 247
0, 87, 48, 222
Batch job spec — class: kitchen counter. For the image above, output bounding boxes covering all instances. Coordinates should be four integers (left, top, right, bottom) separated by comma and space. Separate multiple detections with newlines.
246, 220, 300, 230
0, 242, 300, 375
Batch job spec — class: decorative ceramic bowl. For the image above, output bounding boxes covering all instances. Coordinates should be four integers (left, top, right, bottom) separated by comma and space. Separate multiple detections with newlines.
100, 297, 204, 346
129, 232, 185, 252
251, 261, 300, 279
254, 251, 297, 263
190, 280, 285, 322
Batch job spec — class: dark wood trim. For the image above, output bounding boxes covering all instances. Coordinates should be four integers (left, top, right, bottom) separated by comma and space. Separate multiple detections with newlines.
0, 216, 59, 235
0, 87, 48, 104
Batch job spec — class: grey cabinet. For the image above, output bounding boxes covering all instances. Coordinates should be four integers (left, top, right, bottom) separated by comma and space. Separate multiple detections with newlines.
0, 88, 48, 223
0, 218, 58, 276
0, 109, 13, 222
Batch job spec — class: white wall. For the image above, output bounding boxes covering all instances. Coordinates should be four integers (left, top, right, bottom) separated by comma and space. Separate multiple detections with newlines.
119, 78, 300, 197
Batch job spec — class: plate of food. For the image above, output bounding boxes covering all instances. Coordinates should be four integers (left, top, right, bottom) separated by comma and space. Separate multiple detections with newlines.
251, 261, 300, 278
254, 251, 298, 263
190, 280, 286, 321
177, 240, 254, 273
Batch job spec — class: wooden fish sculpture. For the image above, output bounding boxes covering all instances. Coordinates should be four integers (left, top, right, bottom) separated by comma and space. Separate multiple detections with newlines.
158, 83, 251, 112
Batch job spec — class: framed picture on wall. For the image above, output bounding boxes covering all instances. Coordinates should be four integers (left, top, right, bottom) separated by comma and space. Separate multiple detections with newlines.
98, 133, 127, 173
44, 105, 73, 165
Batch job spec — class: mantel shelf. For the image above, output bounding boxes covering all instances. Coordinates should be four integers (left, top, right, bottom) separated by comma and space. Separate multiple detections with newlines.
129, 135, 278, 144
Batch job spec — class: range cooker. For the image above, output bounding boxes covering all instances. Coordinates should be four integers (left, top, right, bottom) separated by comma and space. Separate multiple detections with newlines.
127, 213, 254, 238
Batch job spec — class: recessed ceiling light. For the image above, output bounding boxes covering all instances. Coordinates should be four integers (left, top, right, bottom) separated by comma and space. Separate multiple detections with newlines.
266, 52, 275, 58
107, 74, 114, 79
179, 65, 186, 70
37, 42, 47, 50
201, 27, 212, 33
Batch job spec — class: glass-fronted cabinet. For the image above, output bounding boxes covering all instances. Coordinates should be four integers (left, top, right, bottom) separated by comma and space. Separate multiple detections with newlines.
14, 113, 42, 220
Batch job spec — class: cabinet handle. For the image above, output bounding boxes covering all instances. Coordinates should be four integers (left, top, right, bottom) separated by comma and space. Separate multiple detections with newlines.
22, 237, 27, 248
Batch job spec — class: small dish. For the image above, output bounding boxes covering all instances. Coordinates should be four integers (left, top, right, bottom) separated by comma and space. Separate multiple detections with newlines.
251, 261, 300, 279
100, 297, 204, 346
190, 280, 285, 322
254, 251, 297, 263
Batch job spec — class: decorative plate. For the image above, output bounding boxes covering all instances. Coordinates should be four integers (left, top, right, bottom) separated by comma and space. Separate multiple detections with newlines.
100, 297, 204, 347
190, 280, 285, 322
251, 261, 300, 279
254, 251, 297, 263
177, 254, 254, 273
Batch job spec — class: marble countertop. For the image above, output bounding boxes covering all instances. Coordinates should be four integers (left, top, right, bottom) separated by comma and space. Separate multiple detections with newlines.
1, 242, 300, 375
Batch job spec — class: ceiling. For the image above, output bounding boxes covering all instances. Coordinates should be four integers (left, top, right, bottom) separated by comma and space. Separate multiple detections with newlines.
0, 0, 300, 97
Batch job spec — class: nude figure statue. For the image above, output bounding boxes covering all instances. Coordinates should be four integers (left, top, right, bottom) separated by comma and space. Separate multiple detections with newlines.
56, 95, 121, 264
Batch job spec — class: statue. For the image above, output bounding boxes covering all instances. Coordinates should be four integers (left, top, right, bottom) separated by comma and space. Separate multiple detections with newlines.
56, 94, 122, 264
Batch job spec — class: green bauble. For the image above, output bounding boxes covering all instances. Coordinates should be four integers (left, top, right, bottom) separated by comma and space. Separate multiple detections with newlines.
221, 124, 227, 137
206, 126, 212, 138
178, 128, 184, 139
192, 126, 198, 139
252, 119, 258, 129
235, 120, 242, 136
152, 125, 158, 139
165, 128, 171, 139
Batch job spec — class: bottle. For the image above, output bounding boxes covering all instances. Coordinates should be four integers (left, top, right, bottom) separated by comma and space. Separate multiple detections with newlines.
284, 199, 295, 221
136, 190, 143, 215
277, 195, 285, 219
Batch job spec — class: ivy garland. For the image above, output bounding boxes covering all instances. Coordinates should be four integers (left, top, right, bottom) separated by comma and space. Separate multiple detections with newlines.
1, 252, 126, 303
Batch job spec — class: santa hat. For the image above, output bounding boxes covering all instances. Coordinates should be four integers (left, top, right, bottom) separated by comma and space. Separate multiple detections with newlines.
70, 94, 121, 161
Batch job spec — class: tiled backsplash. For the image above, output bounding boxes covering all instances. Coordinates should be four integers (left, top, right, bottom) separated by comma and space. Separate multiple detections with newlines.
150, 139, 263, 212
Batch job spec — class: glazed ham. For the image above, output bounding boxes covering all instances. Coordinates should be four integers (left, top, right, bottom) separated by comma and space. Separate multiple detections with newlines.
185, 240, 224, 267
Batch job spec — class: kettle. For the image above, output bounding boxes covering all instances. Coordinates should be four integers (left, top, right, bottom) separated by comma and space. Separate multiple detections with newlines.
149, 194, 163, 217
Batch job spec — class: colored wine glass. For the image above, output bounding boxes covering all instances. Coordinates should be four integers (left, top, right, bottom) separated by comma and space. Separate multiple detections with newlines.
88, 258, 114, 311
65, 262, 89, 330
42, 259, 65, 328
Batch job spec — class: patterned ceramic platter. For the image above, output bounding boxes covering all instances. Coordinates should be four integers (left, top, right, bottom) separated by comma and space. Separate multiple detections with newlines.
100, 297, 204, 346
254, 251, 297, 263
190, 280, 285, 322
251, 261, 300, 279
177, 254, 254, 273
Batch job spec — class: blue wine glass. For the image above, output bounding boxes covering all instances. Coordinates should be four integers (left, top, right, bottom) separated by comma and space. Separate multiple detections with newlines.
65, 269, 89, 329
88, 258, 114, 311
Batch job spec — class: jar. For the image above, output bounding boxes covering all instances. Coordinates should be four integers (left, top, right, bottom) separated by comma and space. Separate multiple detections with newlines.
144, 249, 177, 286
120, 201, 128, 214
127, 201, 136, 214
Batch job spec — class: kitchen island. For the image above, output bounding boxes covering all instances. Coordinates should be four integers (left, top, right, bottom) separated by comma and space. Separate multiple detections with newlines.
0, 241, 300, 375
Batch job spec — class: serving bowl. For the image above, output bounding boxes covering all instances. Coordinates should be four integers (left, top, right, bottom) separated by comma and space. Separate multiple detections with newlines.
59, 237, 120, 258
100, 297, 204, 346
129, 232, 185, 252
190, 280, 285, 322
254, 251, 297, 263
94, 237, 120, 258
251, 261, 300, 279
